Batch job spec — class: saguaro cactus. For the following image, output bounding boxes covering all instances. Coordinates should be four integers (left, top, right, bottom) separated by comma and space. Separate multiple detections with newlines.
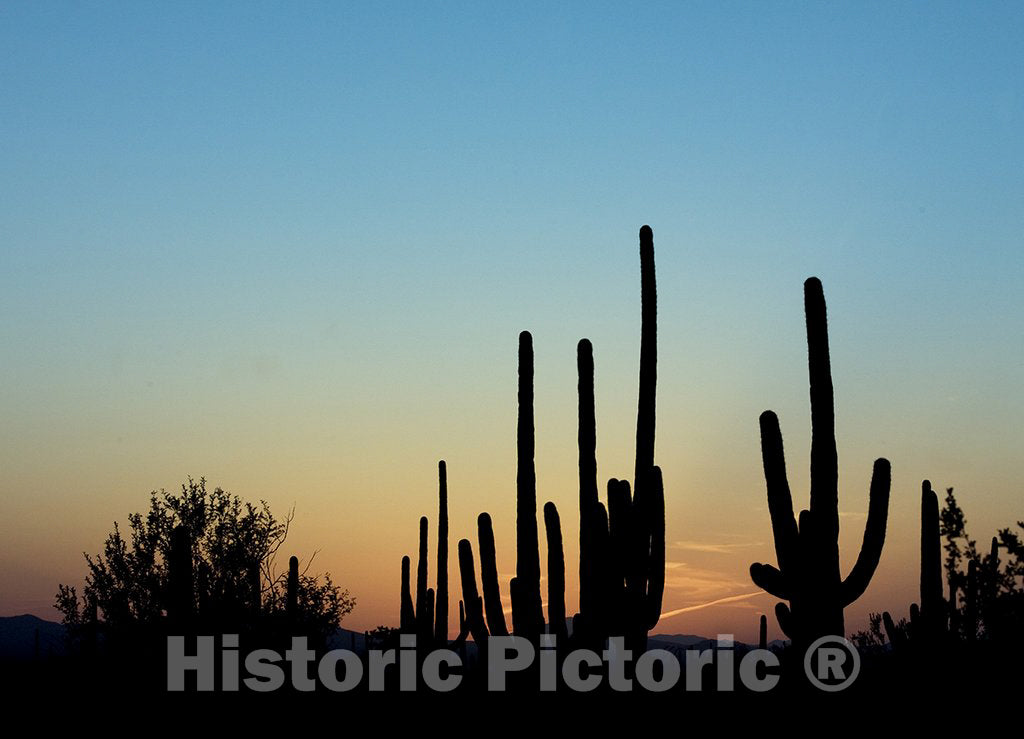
434, 461, 449, 643
400, 555, 415, 633
286, 555, 299, 625
439, 225, 667, 656
168, 525, 194, 627
625, 225, 665, 648
577, 338, 600, 624
513, 331, 546, 639
882, 480, 946, 648
416, 516, 430, 642
749, 277, 891, 648
477, 512, 509, 637
544, 502, 568, 642
457, 538, 489, 644
920, 480, 945, 638
759, 614, 768, 650
574, 225, 665, 651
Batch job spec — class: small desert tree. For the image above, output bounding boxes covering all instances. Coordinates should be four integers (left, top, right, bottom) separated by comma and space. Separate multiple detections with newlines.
56, 478, 354, 654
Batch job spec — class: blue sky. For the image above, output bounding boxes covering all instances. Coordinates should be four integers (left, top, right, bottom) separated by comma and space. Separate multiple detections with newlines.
1, 2, 1021, 635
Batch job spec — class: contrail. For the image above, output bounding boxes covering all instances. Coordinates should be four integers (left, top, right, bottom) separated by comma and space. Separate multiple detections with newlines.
659, 591, 768, 620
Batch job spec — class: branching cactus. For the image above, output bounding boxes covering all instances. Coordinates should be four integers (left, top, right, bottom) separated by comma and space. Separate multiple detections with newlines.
444, 225, 666, 657
749, 277, 891, 649
576, 225, 665, 651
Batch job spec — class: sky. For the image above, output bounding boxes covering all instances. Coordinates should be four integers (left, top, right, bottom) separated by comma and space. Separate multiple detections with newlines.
1, 2, 1021, 644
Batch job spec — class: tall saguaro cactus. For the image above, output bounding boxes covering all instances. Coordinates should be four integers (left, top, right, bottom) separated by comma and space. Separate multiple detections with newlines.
749, 277, 891, 648
920, 480, 945, 637
577, 338, 600, 624
574, 225, 665, 651
400, 555, 415, 633
434, 461, 449, 643
416, 516, 430, 642
514, 331, 545, 639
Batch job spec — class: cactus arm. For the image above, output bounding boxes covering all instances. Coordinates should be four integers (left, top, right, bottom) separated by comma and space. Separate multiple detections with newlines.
840, 458, 892, 606
425, 588, 435, 640
775, 602, 794, 640
882, 611, 905, 647
509, 577, 525, 636
450, 600, 469, 649
606, 479, 631, 616
544, 502, 568, 641
456, 539, 489, 644
477, 512, 509, 636
804, 277, 839, 536
644, 465, 665, 630
756, 411, 798, 577
588, 500, 611, 641
607, 478, 632, 568
750, 564, 790, 600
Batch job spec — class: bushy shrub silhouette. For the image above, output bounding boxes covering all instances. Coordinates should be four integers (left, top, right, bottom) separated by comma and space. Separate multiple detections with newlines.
55, 477, 354, 661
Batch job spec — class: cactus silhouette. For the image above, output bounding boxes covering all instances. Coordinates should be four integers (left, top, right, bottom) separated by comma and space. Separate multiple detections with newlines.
749, 277, 891, 648
416, 516, 430, 642
544, 501, 568, 642
456, 538, 489, 644
477, 512, 509, 637
434, 461, 449, 643
168, 525, 194, 627
574, 226, 665, 651
920, 480, 946, 638
577, 338, 600, 631
759, 614, 768, 650
420, 226, 666, 661
883, 480, 946, 647
514, 331, 546, 639
400, 555, 415, 633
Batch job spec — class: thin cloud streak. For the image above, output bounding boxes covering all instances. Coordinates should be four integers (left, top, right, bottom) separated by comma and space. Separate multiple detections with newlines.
660, 590, 769, 621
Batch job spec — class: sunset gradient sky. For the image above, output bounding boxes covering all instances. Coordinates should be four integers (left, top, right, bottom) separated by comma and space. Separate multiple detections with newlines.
1, 2, 1021, 643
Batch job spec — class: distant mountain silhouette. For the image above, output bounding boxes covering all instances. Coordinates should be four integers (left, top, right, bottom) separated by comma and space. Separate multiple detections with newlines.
0, 614, 67, 660
2, 614, 785, 660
